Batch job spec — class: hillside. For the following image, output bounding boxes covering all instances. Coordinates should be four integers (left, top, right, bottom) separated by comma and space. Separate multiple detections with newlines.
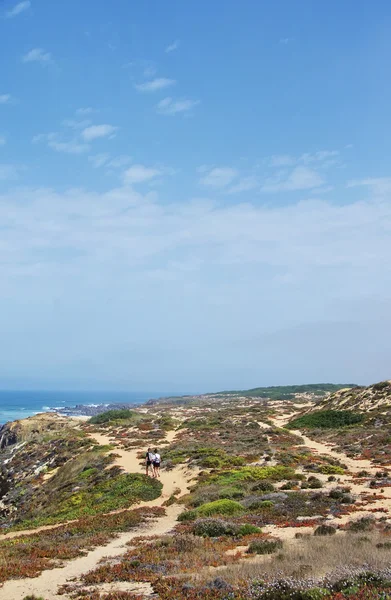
314, 380, 391, 412
147, 382, 356, 406
211, 382, 357, 400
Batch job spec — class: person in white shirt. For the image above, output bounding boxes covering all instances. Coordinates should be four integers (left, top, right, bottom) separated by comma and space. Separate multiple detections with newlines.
153, 448, 161, 478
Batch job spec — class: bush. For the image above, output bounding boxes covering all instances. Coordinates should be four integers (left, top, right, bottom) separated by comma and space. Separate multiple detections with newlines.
193, 518, 237, 537
197, 499, 244, 517
248, 499, 274, 510
314, 524, 336, 536
210, 466, 295, 486
287, 410, 364, 430
252, 481, 275, 492
247, 538, 283, 554
89, 409, 138, 424
237, 523, 262, 536
348, 517, 375, 532
319, 464, 344, 475
308, 476, 323, 489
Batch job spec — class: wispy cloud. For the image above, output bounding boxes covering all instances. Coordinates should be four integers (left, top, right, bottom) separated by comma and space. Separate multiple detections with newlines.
33, 133, 90, 155
22, 48, 52, 65
268, 150, 340, 169
0, 164, 21, 180
0, 136, 6, 146
6, 0, 30, 18
81, 124, 118, 141
88, 154, 133, 170
157, 97, 199, 116
88, 153, 110, 169
279, 37, 293, 45
200, 167, 239, 189
261, 166, 324, 193
165, 40, 180, 53
135, 78, 176, 93
0, 94, 11, 105
124, 164, 161, 184
76, 107, 96, 116
228, 176, 259, 194
347, 177, 391, 195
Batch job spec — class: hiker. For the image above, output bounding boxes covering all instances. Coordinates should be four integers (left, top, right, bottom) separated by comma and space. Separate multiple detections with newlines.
145, 447, 155, 477
153, 448, 161, 478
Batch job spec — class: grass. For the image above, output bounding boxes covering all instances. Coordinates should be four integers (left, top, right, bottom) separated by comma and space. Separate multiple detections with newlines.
192, 530, 391, 588
287, 410, 364, 430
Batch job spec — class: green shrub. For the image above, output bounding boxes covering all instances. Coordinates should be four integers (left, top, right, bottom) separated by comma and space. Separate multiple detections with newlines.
89, 409, 138, 424
320, 464, 344, 475
210, 465, 295, 486
197, 499, 244, 517
252, 481, 275, 492
308, 476, 323, 489
246, 538, 283, 554
314, 524, 336, 536
348, 517, 375, 532
287, 410, 364, 430
248, 499, 274, 510
237, 523, 262, 536
193, 518, 238, 537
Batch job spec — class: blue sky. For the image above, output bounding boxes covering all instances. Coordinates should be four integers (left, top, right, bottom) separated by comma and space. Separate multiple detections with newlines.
1, 0, 391, 393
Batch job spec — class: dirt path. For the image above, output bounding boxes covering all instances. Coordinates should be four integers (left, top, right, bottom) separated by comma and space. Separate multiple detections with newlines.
0, 427, 194, 600
270, 411, 391, 529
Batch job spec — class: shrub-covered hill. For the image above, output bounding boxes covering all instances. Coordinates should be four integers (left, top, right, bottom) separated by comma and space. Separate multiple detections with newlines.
0, 413, 162, 530
286, 380, 391, 464
147, 383, 357, 406
313, 380, 391, 412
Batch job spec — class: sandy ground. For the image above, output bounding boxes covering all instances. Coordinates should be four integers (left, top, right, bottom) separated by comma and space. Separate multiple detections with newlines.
0, 427, 195, 600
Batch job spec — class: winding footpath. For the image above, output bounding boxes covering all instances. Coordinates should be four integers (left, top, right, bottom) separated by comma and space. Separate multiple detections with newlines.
0, 428, 194, 600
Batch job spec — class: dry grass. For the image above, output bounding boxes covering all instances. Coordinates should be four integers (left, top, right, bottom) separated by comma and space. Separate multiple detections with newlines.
193, 531, 391, 585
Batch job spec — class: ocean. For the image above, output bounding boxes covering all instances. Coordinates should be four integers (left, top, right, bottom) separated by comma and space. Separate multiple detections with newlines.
0, 390, 157, 425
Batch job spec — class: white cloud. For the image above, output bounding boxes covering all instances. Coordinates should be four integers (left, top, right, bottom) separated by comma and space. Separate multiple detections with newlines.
347, 178, 391, 195
81, 124, 118, 141
135, 78, 176, 93
22, 48, 52, 65
228, 176, 259, 194
63, 118, 92, 130
165, 40, 180, 53
108, 155, 133, 168
279, 37, 293, 45
200, 167, 239, 189
0, 136, 6, 146
123, 164, 161, 184
33, 133, 90, 155
6, 0, 30, 18
261, 166, 324, 193
76, 107, 96, 116
0, 94, 11, 105
157, 97, 199, 116
88, 153, 110, 168
269, 154, 296, 167
0, 164, 21, 180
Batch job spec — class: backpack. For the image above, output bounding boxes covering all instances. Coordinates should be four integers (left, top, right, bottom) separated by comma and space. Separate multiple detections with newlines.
148, 452, 155, 462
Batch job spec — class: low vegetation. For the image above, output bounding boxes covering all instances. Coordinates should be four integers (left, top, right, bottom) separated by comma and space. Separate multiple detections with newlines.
287, 409, 364, 430
0, 507, 164, 584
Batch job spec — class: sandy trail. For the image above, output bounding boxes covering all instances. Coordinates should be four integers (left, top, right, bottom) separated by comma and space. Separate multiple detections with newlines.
0, 427, 194, 600
271, 411, 391, 528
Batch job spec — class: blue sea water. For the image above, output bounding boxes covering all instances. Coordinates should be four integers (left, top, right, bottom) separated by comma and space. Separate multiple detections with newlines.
0, 390, 157, 425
